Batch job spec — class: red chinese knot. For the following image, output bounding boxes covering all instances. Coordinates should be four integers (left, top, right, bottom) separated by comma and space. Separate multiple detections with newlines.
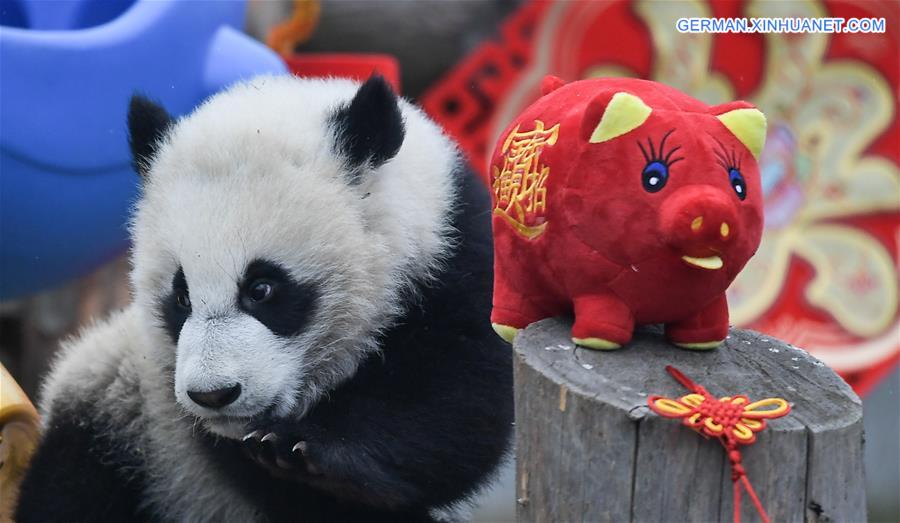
647, 366, 791, 523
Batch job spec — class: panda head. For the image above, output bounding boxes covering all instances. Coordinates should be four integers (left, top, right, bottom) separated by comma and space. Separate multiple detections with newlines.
127, 76, 458, 438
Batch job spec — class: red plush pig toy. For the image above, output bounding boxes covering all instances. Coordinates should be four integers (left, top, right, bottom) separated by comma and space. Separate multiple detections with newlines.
489, 76, 766, 350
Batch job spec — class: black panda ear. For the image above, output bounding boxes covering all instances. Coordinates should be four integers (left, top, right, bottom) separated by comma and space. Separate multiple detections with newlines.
128, 94, 174, 178
330, 75, 405, 184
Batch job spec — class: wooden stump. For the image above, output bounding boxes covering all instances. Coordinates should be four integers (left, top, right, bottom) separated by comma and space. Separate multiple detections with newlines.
513, 319, 865, 523
0, 364, 40, 521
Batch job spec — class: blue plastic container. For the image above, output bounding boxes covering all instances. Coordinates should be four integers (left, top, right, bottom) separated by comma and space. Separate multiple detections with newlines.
0, 0, 286, 299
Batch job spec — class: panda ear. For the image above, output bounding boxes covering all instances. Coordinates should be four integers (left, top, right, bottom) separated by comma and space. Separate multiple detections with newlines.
330, 75, 405, 184
128, 95, 174, 178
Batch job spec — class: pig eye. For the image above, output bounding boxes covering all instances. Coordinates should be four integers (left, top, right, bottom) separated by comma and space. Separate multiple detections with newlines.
641, 161, 668, 192
638, 129, 683, 194
729, 168, 747, 200
713, 138, 746, 201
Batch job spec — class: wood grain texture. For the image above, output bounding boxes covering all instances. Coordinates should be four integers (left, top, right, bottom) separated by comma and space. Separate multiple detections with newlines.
0, 364, 41, 522
513, 318, 865, 523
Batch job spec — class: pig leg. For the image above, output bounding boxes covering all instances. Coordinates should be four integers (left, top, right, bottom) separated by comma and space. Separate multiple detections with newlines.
665, 293, 729, 350
571, 294, 635, 350
491, 293, 554, 343
491, 271, 555, 343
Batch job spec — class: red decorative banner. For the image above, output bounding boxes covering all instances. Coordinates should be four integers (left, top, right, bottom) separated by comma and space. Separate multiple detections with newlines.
423, 0, 900, 395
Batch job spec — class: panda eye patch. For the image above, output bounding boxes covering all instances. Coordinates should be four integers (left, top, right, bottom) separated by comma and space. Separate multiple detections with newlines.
239, 259, 318, 337
160, 267, 191, 344
172, 268, 191, 309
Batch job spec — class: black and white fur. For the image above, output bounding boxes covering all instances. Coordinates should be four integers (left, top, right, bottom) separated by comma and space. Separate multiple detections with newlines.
16, 75, 512, 522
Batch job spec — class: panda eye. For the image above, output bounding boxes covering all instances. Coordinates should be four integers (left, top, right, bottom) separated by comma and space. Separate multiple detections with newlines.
247, 280, 275, 304
728, 168, 747, 200
171, 268, 191, 311
175, 289, 191, 310
641, 160, 669, 193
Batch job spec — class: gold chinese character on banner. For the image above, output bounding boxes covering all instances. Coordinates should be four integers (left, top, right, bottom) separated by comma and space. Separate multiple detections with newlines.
492, 120, 560, 239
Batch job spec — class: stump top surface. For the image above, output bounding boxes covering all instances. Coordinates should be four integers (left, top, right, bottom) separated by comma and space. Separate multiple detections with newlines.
515, 319, 861, 433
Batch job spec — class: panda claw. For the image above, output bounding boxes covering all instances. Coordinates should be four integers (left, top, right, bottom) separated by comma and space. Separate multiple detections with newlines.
242, 431, 263, 455
291, 441, 321, 475
241, 431, 265, 464
244, 430, 317, 475
242, 430, 263, 442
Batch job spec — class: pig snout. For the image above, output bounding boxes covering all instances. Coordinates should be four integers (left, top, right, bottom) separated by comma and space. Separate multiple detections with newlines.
659, 185, 738, 257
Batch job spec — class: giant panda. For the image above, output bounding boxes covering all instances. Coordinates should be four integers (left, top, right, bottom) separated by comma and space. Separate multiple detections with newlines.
15, 75, 513, 522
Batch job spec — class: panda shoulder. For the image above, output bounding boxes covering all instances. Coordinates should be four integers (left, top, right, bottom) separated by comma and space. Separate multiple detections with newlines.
39, 305, 147, 425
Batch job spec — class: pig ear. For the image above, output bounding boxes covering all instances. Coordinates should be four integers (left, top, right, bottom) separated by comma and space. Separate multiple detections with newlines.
540, 75, 566, 95
587, 92, 652, 144
716, 106, 767, 160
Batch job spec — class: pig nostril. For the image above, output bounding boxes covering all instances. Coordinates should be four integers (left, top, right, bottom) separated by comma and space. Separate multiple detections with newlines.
187, 383, 242, 409
690, 216, 703, 233
720, 222, 730, 238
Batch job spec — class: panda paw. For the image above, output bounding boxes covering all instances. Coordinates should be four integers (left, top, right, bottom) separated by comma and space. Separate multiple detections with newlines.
241, 429, 322, 479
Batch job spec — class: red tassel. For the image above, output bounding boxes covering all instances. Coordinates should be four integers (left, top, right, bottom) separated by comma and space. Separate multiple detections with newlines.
649, 366, 790, 523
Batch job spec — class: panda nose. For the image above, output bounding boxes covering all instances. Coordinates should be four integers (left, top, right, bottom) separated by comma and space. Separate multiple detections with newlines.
187, 383, 241, 409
